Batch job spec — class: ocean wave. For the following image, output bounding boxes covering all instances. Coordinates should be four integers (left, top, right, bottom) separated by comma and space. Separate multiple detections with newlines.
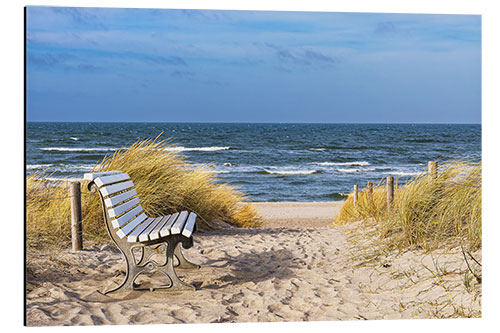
27, 164, 95, 172
43, 177, 84, 182
261, 169, 320, 175
164, 146, 231, 152
313, 161, 370, 166
404, 138, 442, 143
70, 137, 79, 141
384, 171, 422, 177
312, 145, 371, 151
326, 192, 349, 200
26, 164, 53, 170
40, 147, 119, 152
336, 168, 361, 173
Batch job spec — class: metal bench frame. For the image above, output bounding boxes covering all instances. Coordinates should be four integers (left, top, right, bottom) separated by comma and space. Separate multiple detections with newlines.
86, 176, 200, 294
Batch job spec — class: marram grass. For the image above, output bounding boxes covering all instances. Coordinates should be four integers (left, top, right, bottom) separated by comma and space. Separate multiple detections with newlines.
334, 160, 481, 251
26, 138, 261, 249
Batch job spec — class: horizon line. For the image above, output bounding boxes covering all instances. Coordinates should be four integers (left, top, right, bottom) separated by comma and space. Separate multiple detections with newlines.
26, 121, 481, 125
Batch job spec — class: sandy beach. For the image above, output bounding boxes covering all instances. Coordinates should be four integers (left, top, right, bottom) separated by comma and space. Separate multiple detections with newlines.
26, 201, 481, 325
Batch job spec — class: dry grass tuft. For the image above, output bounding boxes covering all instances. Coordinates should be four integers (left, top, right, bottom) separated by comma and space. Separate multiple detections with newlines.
26, 137, 261, 249
334, 160, 481, 251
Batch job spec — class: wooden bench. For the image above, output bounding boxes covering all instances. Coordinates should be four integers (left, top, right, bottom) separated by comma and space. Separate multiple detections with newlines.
83, 171, 200, 294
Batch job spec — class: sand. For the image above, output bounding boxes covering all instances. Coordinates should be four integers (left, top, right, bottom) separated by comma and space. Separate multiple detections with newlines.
26, 201, 481, 326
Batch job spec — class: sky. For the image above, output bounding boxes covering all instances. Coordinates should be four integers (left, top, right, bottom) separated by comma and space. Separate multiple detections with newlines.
26, 6, 481, 123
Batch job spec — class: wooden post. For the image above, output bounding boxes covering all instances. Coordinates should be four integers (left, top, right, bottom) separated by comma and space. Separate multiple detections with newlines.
428, 161, 438, 178
367, 182, 373, 200
386, 176, 394, 210
353, 184, 358, 209
70, 181, 83, 251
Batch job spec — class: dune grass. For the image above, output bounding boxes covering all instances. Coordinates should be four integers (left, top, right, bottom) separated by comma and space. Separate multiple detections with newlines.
26, 137, 261, 249
334, 160, 481, 251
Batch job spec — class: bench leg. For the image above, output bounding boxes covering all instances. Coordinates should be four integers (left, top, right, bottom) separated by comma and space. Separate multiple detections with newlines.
146, 239, 196, 291
136, 243, 199, 270
174, 243, 200, 270
104, 246, 154, 295
105, 240, 197, 293
136, 243, 166, 267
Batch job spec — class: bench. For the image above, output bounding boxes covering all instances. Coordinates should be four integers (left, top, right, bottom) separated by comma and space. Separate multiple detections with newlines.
83, 171, 200, 294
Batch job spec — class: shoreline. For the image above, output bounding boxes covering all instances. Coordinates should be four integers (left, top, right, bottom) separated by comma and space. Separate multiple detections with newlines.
250, 201, 344, 228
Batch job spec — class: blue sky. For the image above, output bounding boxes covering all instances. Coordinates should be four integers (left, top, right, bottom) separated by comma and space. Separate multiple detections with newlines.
26, 6, 481, 123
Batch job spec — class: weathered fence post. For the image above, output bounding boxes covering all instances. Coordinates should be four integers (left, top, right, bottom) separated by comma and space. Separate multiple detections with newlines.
367, 181, 373, 200
428, 161, 438, 178
70, 181, 83, 251
353, 184, 358, 208
386, 176, 394, 211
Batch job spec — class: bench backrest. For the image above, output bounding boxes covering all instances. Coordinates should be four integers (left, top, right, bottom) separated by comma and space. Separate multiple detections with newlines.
83, 171, 148, 239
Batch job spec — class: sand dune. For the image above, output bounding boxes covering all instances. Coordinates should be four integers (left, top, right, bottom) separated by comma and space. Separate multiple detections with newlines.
26, 202, 481, 325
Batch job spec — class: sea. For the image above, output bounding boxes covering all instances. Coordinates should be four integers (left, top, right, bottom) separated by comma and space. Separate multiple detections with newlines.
26, 123, 481, 202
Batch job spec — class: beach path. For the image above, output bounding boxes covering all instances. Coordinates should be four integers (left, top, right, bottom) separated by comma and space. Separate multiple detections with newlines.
253, 201, 343, 228
26, 201, 481, 325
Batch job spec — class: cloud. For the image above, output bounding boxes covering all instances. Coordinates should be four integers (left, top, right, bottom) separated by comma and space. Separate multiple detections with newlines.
265, 43, 307, 65
179, 9, 228, 21
50, 7, 107, 30
142, 54, 187, 66
27, 54, 61, 67
375, 21, 397, 34
170, 70, 227, 86
171, 70, 195, 79
303, 50, 339, 64
27, 49, 107, 73
27, 52, 77, 68
263, 43, 339, 66
66, 64, 104, 73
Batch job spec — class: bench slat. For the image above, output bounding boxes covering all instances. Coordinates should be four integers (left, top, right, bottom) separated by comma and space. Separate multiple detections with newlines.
138, 216, 166, 242
111, 205, 143, 229
160, 213, 182, 237
83, 171, 123, 181
155, 213, 179, 239
127, 217, 156, 242
108, 197, 140, 218
182, 212, 197, 238
100, 180, 135, 197
94, 173, 130, 187
116, 213, 147, 239
148, 214, 177, 240
104, 189, 137, 208
170, 211, 189, 235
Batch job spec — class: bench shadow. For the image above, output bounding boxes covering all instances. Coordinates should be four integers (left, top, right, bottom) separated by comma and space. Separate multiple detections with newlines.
27, 228, 308, 296
200, 226, 307, 237
194, 247, 300, 290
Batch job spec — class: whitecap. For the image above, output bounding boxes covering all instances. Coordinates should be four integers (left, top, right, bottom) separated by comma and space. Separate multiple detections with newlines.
26, 164, 53, 170
164, 146, 230, 152
313, 161, 370, 166
40, 147, 119, 152
264, 169, 318, 175
43, 177, 83, 182
384, 171, 422, 177
336, 168, 361, 173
